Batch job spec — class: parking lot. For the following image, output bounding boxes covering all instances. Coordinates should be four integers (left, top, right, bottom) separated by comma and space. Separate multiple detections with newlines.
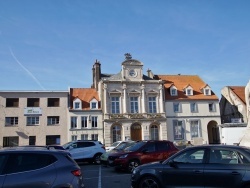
80, 163, 131, 188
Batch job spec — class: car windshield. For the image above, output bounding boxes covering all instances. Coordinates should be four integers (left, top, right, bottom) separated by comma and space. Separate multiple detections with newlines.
124, 141, 146, 152
62, 142, 73, 149
111, 142, 121, 147
115, 142, 134, 150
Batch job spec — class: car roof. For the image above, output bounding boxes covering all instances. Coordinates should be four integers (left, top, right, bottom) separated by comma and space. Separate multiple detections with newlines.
0, 146, 68, 154
184, 144, 250, 150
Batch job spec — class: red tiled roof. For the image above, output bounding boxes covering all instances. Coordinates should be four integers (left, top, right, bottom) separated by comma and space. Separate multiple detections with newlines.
229, 86, 245, 104
156, 75, 219, 100
70, 88, 100, 110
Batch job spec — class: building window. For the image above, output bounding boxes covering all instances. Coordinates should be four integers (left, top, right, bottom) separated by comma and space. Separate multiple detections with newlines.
150, 125, 159, 140
3, 136, 19, 147
173, 120, 184, 140
190, 120, 202, 138
29, 136, 36, 145
6, 98, 19, 107
27, 117, 39, 126
204, 88, 211, 95
111, 97, 120, 114
47, 116, 60, 125
27, 98, 40, 107
91, 102, 97, 109
112, 125, 121, 143
209, 103, 216, 112
91, 116, 98, 128
71, 135, 77, 141
71, 117, 77, 129
185, 89, 193, 96
148, 97, 157, 113
46, 135, 60, 145
170, 88, 177, 96
47, 98, 60, 107
81, 134, 88, 140
130, 96, 138, 113
81, 116, 88, 128
75, 102, 80, 109
190, 103, 198, 113
5, 117, 18, 126
173, 103, 181, 113
91, 134, 98, 140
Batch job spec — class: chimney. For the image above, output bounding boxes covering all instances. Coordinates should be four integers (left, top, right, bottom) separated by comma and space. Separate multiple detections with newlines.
92, 60, 101, 90
147, 69, 154, 79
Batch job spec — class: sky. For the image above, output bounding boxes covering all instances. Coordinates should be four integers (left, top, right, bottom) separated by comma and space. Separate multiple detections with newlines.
0, 0, 249, 98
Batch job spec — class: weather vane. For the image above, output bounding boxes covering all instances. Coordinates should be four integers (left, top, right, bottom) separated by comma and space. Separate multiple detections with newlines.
125, 53, 132, 60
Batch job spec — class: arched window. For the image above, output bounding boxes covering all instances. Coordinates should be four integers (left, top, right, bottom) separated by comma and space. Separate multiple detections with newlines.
112, 125, 122, 143
150, 125, 159, 140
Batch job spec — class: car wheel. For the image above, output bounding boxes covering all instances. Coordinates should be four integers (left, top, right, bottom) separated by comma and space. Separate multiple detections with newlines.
138, 176, 160, 188
128, 160, 140, 172
93, 153, 102, 164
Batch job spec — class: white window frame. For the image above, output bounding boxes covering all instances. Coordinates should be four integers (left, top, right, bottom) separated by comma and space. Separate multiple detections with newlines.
5, 117, 18, 126
190, 120, 202, 138
130, 96, 139, 113
71, 116, 77, 129
148, 96, 157, 113
81, 134, 88, 140
73, 98, 81, 110
173, 103, 181, 113
173, 120, 184, 140
27, 116, 40, 126
47, 116, 60, 125
209, 103, 216, 112
91, 134, 98, 140
91, 116, 98, 128
111, 96, 120, 114
81, 116, 88, 128
71, 135, 77, 141
190, 102, 198, 113
170, 87, 177, 96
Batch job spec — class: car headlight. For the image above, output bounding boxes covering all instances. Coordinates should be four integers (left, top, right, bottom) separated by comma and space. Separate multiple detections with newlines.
132, 168, 139, 175
119, 154, 128, 158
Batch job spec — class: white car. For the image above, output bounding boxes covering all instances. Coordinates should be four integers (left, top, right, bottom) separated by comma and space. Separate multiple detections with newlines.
105, 141, 124, 152
62, 140, 105, 164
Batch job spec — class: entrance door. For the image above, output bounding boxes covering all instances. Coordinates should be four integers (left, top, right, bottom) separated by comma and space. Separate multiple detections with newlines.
131, 124, 142, 141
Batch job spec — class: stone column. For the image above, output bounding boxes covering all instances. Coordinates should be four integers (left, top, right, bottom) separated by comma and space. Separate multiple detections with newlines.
141, 84, 146, 113
123, 84, 127, 113
104, 83, 108, 114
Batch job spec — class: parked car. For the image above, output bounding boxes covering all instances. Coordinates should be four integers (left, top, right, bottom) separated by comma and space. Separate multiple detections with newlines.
101, 141, 135, 165
62, 140, 105, 164
0, 146, 84, 188
108, 140, 178, 172
131, 145, 250, 188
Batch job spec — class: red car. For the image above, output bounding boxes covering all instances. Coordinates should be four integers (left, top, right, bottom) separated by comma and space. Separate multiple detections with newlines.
108, 140, 178, 172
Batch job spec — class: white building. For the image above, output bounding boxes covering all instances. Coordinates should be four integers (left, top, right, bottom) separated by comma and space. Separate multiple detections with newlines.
92, 54, 166, 146
157, 75, 221, 145
68, 88, 104, 143
0, 91, 68, 147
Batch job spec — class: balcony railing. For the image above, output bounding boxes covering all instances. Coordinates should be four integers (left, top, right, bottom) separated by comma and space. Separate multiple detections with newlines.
108, 113, 164, 120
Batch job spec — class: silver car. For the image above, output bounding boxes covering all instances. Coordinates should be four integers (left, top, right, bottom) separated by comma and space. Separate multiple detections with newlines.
0, 146, 84, 188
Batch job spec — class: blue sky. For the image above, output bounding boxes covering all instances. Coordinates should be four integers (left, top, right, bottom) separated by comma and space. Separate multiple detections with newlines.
0, 0, 249, 98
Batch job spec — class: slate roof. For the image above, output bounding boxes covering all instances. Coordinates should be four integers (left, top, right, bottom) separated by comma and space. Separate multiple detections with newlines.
156, 74, 219, 100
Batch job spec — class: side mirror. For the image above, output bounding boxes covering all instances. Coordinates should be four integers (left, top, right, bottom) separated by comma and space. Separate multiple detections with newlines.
168, 160, 177, 168
141, 149, 148, 153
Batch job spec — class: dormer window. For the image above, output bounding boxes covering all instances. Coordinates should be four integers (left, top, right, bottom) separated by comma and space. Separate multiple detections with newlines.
170, 86, 178, 96
204, 88, 211, 95
90, 98, 98, 110
73, 98, 81, 110
186, 89, 192, 96
201, 85, 211, 95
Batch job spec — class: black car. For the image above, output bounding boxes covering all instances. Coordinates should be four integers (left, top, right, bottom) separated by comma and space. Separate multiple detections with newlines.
131, 145, 250, 188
